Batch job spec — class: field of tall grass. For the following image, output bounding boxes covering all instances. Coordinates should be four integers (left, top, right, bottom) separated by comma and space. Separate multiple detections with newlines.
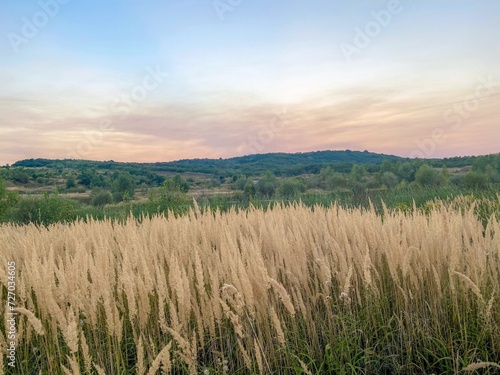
1, 198, 500, 374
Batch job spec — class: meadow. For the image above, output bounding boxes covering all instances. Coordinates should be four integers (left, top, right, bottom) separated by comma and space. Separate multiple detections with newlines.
1, 197, 500, 374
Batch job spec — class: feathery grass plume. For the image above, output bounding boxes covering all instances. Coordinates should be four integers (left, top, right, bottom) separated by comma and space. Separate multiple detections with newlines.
154, 263, 169, 334
268, 277, 295, 316
93, 364, 106, 375
402, 246, 416, 279
63, 312, 79, 354
254, 338, 264, 375
269, 306, 285, 346
168, 254, 188, 320
192, 306, 205, 349
136, 276, 150, 329
69, 354, 81, 375
483, 287, 497, 329
166, 327, 196, 373
44, 291, 67, 335
463, 362, 500, 371
168, 300, 180, 332
221, 283, 245, 315
15, 307, 45, 336
80, 333, 92, 375
297, 358, 313, 375
448, 269, 457, 298
343, 264, 354, 296
362, 247, 372, 287
61, 354, 81, 375
146, 342, 172, 375
136, 336, 145, 375
219, 298, 244, 338
122, 268, 138, 322
193, 247, 205, 299
431, 265, 442, 299
237, 339, 252, 371
111, 302, 123, 339
191, 330, 198, 367
453, 271, 484, 303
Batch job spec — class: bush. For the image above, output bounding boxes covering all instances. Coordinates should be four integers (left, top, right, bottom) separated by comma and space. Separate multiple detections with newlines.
450, 174, 465, 187
146, 180, 192, 215
380, 171, 399, 189
91, 190, 113, 207
112, 172, 136, 200
0, 177, 19, 221
257, 171, 278, 197
464, 171, 488, 189
415, 164, 445, 187
11, 169, 30, 184
12, 193, 75, 225
279, 178, 305, 199
66, 176, 76, 189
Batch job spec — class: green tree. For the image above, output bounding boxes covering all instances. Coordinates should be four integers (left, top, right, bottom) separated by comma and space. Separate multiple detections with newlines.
0, 176, 19, 220
11, 169, 30, 184
380, 172, 399, 189
66, 176, 76, 189
319, 166, 334, 180
148, 178, 191, 213
243, 179, 256, 198
441, 164, 449, 184
415, 164, 444, 187
350, 165, 366, 183
172, 175, 190, 192
485, 164, 500, 183
464, 171, 488, 189
232, 175, 247, 190
318, 166, 335, 189
91, 189, 113, 206
257, 171, 278, 197
397, 161, 414, 182
12, 192, 74, 225
112, 172, 136, 202
78, 169, 106, 188
279, 178, 305, 199
162, 174, 190, 192
379, 160, 395, 174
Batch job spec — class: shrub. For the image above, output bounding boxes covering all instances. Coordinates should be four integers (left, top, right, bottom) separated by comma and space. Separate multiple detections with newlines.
464, 171, 488, 189
11, 193, 75, 225
91, 190, 113, 207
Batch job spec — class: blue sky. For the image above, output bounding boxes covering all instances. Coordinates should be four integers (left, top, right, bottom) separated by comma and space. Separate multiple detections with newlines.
1, 0, 499, 164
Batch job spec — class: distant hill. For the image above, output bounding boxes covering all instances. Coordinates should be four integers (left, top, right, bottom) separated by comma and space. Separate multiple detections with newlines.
10, 149, 481, 177
146, 150, 402, 175
12, 150, 401, 176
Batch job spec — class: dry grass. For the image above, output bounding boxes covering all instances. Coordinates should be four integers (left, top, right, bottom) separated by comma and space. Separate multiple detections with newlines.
1, 200, 499, 374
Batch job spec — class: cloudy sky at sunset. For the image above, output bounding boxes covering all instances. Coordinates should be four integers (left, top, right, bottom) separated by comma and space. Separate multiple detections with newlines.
1, 0, 499, 164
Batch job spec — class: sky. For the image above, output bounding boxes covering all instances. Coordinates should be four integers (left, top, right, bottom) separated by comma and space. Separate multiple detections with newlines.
1, 0, 499, 164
